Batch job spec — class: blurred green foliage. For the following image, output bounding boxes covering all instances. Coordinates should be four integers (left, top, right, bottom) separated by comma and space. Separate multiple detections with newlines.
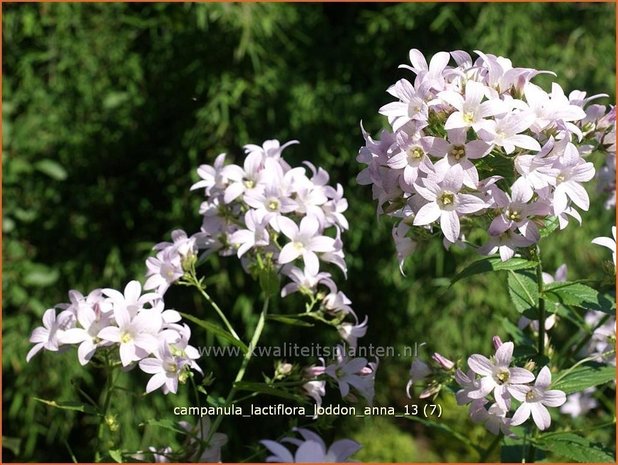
3, 3, 615, 462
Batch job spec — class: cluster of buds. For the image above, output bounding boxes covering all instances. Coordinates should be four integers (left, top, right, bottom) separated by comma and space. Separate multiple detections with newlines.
26, 281, 202, 395
358, 49, 616, 264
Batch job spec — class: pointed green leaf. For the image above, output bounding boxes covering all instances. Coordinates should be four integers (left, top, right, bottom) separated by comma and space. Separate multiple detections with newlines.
233, 381, 308, 403
452, 257, 537, 284
534, 432, 614, 462
180, 312, 248, 354
34, 159, 68, 181
33, 398, 98, 415
552, 364, 616, 394
544, 281, 615, 315
267, 314, 315, 327
507, 270, 538, 313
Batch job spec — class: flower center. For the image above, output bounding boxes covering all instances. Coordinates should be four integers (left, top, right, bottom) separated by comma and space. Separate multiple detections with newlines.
407, 147, 425, 163
120, 332, 133, 344
525, 390, 538, 402
450, 145, 466, 160
463, 112, 474, 124
266, 198, 280, 212
507, 209, 522, 221
292, 241, 305, 253
556, 174, 566, 184
495, 368, 510, 384
438, 192, 455, 207
164, 361, 179, 374
244, 179, 255, 189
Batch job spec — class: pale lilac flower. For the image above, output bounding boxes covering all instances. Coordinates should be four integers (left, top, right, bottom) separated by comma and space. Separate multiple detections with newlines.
303, 380, 326, 409
139, 340, 195, 394
261, 428, 361, 463
386, 131, 435, 187
229, 210, 270, 258
467, 341, 535, 409
440, 81, 506, 132
26, 309, 76, 362
455, 368, 481, 405
488, 183, 549, 243
325, 347, 377, 404
480, 228, 535, 262
379, 79, 429, 131
278, 216, 336, 275
281, 266, 335, 298
406, 359, 432, 398
338, 315, 368, 347
191, 153, 229, 195
413, 167, 487, 242
179, 417, 228, 462
560, 388, 598, 418
478, 112, 541, 154
60, 302, 114, 365
429, 129, 492, 188
103, 280, 159, 319
552, 143, 595, 215
98, 305, 161, 366
510, 366, 566, 430
154, 229, 197, 259
392, 222, 417, 273
592, 226, 616, 266
145, 249, 184, 295
525, 82, 586, 132
244, 184, 297, 231
469, 400, 514, 436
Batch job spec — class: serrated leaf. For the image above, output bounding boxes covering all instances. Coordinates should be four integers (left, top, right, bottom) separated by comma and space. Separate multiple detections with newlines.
552, 364, 616, 394
452, 257, 537, 284
539, 216, 559, 238
507, 270, 538, 313
233, 381, 308, 403
34, 159, 68, 181
544, 282, 615, 315
180, 312, 248, 354
534, 432, 615, 462
33, 398, 98, 415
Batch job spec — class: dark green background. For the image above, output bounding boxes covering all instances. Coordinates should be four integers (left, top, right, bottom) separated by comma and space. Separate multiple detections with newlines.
3, 3, 616, 461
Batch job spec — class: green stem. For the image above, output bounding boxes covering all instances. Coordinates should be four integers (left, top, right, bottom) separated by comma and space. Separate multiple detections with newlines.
95, 355, 116, 462
206, 297, 270, 446
535, 247, 546, 358
195, 282, 242, 343
478, 433, 502, 462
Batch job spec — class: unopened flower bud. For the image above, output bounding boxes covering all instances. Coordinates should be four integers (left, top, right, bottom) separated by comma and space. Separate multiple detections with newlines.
432, 352, 454, 370
492, 336, 503, 350
523, 360, 536, 372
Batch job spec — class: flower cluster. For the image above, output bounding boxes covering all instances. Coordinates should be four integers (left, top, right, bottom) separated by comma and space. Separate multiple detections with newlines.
185, 140, 367, 346
26, 281, 202, 395
358, 49, 616, 264
261, 427, 361, 462
456, 339, 566, 433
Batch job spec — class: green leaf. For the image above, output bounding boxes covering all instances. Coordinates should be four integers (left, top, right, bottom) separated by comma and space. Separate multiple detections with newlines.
34, 159, 68, 181
534, 432, 614, 462
233, 381, 307, 403
552, 364, 616, 394
544, 281, 615, 315
140, 418, 188, 435
108, 450, 123, 463
33, 398, 98, 415
452, 257, 537, 284
539, 216, 559, 238
507, 270, 538, 313
267, 314, 315, 327
180, 312, 248, 354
